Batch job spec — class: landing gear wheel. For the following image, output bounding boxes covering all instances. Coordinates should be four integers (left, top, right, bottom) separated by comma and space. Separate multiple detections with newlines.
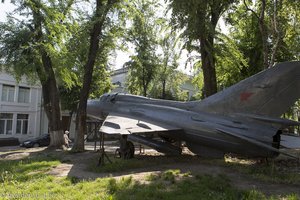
119, 135, 135, 159
160, 136, 176, 144
127, 141, 135, 159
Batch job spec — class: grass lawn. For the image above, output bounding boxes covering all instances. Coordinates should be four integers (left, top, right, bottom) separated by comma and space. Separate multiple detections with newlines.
0, 151, 299, 200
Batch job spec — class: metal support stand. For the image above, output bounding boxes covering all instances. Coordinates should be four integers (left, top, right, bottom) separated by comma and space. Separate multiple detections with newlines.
97, 131, 112, 166
85, 119, 103, 151
94, 126, 98, 151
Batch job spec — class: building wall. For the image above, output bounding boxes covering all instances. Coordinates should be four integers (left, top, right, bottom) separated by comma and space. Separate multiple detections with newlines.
111, 68, 197, 100
111, 67, 128, 93
0, 73, 48, 142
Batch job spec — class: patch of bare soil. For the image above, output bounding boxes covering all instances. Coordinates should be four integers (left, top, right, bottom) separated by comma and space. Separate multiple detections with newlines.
0, 146, 48, 160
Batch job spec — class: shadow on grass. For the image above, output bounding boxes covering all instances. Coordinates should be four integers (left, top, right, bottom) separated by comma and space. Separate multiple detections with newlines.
87, 153, 211, 173
0, 149, 63, 183
224, 158, 300, 186
1, 147, 300, 199
104, 172, 298, 200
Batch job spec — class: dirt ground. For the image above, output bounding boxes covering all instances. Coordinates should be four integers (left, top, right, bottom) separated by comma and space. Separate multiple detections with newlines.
1, 143, 300, 197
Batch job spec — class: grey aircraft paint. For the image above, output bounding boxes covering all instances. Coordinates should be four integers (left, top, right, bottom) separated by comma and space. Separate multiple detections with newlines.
87, 61, 300, 158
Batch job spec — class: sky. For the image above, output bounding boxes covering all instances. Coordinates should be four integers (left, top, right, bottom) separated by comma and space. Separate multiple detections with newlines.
0, 2, 15, 22
0, 1, 229, 76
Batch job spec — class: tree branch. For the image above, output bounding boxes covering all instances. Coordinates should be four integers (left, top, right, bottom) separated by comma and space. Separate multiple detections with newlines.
243, 0, 259, 20
269, 0, 280, 68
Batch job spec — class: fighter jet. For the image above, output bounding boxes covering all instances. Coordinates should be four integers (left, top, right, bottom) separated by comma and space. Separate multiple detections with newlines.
87, 61, 300, 159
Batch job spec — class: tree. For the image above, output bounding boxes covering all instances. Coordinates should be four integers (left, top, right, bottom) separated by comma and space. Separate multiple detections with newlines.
59, 15, 113, 124
157, 28, 180, 99
224, 0, 300, 123
226, 0, 300, 71
243, 0, 269, 69
149, 25, 189, 100
72, 0, 119, 152
169, 0, 235, 97
0, 0, 74, 148
125, 0, 159, 97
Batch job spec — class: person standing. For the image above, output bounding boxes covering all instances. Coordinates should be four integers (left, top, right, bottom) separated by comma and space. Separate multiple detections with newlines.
64, 130, 72, 148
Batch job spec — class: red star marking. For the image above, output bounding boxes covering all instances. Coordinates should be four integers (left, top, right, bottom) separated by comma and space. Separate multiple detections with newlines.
240, 92, 253, 102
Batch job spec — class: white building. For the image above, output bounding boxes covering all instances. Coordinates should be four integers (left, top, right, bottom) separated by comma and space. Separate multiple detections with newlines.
111, 67, 198, 100
0, 72, 48, 142
111, 67, 129, 93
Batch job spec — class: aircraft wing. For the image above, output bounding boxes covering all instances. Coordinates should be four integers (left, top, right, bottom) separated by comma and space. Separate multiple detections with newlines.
100, 114, 181, 135
217, 127, 298, 158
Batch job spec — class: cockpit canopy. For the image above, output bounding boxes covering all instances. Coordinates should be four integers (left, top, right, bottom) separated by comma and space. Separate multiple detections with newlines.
99, 93, 118, 103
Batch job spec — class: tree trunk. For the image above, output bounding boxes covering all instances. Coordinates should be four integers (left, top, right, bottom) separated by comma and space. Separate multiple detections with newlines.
200, 37, 217, 97
197, 2, 219, 98
199, 10, 218, 98
258, 0, 269, 69
32, 5, 64, 149
72, 16, 101, 152
244, 0, 269, 69
72, 0, 116, 152
162, 79, 166, 99
269, 0, 280, 68
142, 66, 147, 97
40, 51, 64, 148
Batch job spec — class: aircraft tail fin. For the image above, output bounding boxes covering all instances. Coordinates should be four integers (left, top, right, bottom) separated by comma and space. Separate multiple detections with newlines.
193, 61, 300, 117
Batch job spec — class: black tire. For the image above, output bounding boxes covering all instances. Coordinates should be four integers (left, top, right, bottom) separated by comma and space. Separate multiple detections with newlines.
127, 141, 135, 159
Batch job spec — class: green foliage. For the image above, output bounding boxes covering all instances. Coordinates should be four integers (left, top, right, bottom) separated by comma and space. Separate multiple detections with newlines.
107, 176, 133, 194
0, 0, 74, 82
59, 1, 125, 110
124, 1, 190, 100
125, 0, 160, 97
242, 190, 268, 200
0, 18, 39, 81
0, 0, 76, 143
161, 169, 180, 183
215, 33, 249, 88
149, 25, 190, 100
169, 0, 236, 96
218, 0, 300, 117
168, 0, 234, 50
225, 0, 300, 70
150, 70, 190, 101
0, 0, 117, 114
225, 1, 265, 72
146, 169, 182, 183
191, 63, 204, 100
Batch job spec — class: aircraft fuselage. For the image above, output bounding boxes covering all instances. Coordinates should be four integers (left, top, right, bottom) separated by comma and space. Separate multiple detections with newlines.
87, 93, 279, 158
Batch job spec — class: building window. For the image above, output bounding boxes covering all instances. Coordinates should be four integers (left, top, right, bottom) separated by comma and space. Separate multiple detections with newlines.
1, 85, 15, 102
16, 114, 29, 135
18, 87, 30, 103
0, 113, 13, 135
